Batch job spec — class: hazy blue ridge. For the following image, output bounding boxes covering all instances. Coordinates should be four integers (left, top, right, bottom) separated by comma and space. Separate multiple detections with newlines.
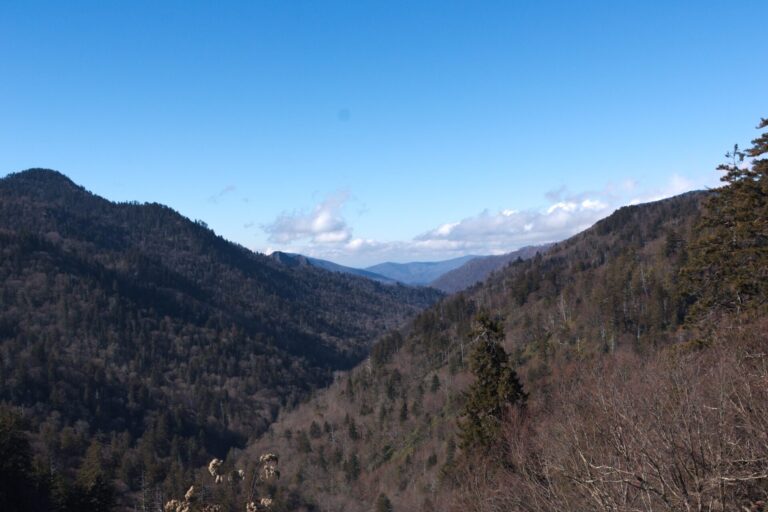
365, 255, 478, 285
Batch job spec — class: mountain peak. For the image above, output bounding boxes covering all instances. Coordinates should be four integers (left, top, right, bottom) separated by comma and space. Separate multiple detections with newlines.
4, 168, 77, 186
1, 168, 98, 206
270, 251, 311, 268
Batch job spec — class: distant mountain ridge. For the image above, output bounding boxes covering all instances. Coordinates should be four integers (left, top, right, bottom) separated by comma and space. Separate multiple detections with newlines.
429, 244, 553, 293
272, 248, 555, 292
365, 255, 478, 285
269, 251, 396, 284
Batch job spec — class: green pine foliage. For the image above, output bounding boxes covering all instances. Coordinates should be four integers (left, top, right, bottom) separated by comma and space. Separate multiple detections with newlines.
683, 118, 768, 319
0, 407, 115, 512
375, 492, 394, 512
72, 440, 115, 512
458, 314, 526, 449
430, 374, 440, 392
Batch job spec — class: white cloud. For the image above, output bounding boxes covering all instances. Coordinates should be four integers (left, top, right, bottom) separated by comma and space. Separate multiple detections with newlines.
435, 222, 459, 236
415, 195, 611, 255
546, 201, 578, 214
581, 198, 607, 210
315, 230, 351, 243
259, 173, 709, 266
262, 192, 353, 245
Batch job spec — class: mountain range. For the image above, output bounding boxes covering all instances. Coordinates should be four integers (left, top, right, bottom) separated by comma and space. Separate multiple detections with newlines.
241, 190, 713, 511
271, 249, 552, 294
0, 168, 442, 507
2, 120, 767, 512
364, 255, 477, 285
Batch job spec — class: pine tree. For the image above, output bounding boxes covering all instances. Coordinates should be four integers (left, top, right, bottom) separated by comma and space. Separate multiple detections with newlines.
74, 439, 115, 512
297, 430, 312, 453
683, 117, 768, 319
458, 314, 527, 449
398, 401, 408, 422
0, 409, 53, 511
430, 374, 440, 393
344, 453, 361, 482
374, 492, 394, 512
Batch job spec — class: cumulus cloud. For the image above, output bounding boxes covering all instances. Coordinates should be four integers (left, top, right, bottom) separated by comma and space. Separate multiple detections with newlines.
413, 196, 611, 254
259, 174, 709, 266
262, 192, 353, 245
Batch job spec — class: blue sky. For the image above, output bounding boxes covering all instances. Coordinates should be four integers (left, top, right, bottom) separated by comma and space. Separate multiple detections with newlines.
1, 1, 766, 266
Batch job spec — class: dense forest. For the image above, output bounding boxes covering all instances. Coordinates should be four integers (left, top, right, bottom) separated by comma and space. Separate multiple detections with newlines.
241, 118, 768, 511
0, 169, 441, 511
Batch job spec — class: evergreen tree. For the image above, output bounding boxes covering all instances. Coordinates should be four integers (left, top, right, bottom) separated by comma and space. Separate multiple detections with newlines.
347, 417, 360, 441
0, 409, 52, 512
344, 454, 361, 482
683, 117, 768, 318
398, 401, 408, 422
439, 438, 456, 482
297, 430, 312, 453
430, 374, 440, 393
374, 492, 393, 512
74, 439, 115, 512
309, 421, 322, 439
458, 314, 527, 449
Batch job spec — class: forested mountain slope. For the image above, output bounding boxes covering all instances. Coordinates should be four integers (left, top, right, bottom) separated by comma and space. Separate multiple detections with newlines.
1, 118, 765, 512
0, 169, 441, 509
240, 118, 768, 512
241, 190, 707, 511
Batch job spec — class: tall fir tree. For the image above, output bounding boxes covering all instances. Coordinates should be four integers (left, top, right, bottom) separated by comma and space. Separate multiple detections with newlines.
683, 117, 768, 319
72, 439, 115, 512
458, 314, 527, 449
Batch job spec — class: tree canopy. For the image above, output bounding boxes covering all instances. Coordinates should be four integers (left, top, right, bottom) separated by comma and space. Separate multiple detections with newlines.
683, 117, 768, 319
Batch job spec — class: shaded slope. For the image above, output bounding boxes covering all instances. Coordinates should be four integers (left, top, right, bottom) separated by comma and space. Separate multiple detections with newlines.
0, 168, 442, 505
